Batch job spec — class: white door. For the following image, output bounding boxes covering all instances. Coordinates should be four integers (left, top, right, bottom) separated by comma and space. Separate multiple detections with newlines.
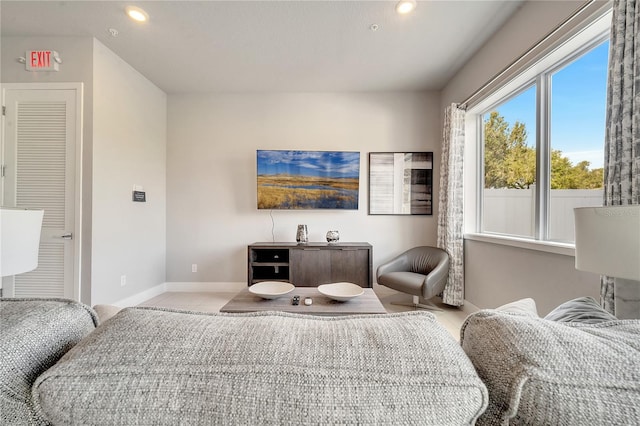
1, 84, 82, 299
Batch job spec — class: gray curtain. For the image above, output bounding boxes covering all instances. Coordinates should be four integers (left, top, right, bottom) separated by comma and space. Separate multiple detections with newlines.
601, 0, 640, 314
437, 103, 466, 306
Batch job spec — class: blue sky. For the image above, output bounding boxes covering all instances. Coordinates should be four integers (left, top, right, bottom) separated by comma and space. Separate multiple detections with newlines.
492, 40, 609, 169
257, 150, 360, 178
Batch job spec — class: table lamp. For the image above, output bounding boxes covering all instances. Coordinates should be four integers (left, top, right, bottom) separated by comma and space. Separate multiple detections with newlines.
0, 208, 45, 294
574, 205, 640, 319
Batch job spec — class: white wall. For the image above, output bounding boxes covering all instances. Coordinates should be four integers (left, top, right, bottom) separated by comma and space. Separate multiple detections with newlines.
91, 40, 167, 304
1, 36, 95, 303
167, 92, 440, 285
441, 0, 602, 314
465, 239, 601, 314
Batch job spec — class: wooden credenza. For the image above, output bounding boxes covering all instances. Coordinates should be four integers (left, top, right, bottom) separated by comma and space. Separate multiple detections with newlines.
248, 242, 372, 288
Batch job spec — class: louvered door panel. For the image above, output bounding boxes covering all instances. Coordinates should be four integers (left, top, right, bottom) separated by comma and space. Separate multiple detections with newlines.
14, 101, 68, 298
15, 243, 65, 297
16, 102, 67, 227
3, 87, 78, 300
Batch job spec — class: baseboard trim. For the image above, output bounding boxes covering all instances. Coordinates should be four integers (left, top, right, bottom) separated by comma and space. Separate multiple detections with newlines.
165, 282, 245, 292
111, 283, 167, 308
111, 282, 245, 307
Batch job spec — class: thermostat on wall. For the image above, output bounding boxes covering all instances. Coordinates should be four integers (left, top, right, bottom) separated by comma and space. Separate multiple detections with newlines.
132, 191, 146, 202
132, 185, 146, 202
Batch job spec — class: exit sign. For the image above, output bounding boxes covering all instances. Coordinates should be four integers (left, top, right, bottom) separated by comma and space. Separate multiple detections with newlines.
25, 50, 60, 71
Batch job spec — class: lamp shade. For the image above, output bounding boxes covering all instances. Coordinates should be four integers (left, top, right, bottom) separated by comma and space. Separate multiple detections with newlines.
0, 208, 44, 277
574, 205, 640, 281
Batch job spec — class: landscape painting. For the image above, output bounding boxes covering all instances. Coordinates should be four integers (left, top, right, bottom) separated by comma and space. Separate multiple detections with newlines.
257, 150, 360, 210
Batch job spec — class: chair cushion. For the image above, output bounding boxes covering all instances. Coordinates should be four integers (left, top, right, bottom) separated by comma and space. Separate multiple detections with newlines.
461, 309, 640, 425
377, 271, 425, 295
410, 250, 444, 274
33, 308, 488, 425
0, 298, 97, 425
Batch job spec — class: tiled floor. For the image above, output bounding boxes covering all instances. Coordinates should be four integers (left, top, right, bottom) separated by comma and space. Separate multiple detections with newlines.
139, 286, 478, 340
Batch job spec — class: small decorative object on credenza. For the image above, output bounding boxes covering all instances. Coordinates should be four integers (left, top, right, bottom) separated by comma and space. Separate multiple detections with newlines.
574, 205, 640, 319
296, 224, 308, 244
326, 230, 339, 243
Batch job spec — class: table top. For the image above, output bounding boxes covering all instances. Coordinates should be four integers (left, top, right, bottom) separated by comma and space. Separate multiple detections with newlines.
220, 287, 386, 315
249, 242, 372, 248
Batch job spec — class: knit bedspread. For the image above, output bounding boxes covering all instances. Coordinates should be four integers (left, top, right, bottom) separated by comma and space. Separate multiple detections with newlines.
33, 308, 487, 425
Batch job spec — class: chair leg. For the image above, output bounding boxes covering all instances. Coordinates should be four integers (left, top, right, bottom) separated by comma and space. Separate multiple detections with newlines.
390, 295, 443, 312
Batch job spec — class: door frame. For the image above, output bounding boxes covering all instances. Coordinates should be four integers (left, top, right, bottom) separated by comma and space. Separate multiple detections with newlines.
1, 82, 84, 300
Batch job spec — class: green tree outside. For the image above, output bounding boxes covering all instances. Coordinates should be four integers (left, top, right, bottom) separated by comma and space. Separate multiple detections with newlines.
483, 111, 603, 189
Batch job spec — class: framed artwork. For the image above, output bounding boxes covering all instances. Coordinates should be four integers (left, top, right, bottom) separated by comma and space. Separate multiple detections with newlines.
257, 150, 360, 210
368, 152, 433, 215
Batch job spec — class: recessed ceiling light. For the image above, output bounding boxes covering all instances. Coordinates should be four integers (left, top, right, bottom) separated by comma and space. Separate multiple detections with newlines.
125, 6, 149, 23
396, 0, 417, 15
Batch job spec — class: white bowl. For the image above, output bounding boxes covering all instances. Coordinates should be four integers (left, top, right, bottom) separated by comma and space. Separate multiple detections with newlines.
249, 281, 294, 299
318, 282, 364, 302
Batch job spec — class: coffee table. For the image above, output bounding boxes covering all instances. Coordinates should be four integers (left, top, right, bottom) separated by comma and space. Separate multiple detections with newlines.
220, 287, 386, 315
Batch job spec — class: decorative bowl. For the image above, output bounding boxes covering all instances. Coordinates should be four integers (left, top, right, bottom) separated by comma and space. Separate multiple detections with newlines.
318, 282, 364, 302
249, 281, 295, 299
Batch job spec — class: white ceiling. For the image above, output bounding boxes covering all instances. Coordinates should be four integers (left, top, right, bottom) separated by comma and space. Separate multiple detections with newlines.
1, 1, 523, 94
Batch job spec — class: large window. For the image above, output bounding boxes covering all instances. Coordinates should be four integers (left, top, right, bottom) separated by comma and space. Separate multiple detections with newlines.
483, 85, 537, 238
472, 13, 609, 245
548, 42, 608, 241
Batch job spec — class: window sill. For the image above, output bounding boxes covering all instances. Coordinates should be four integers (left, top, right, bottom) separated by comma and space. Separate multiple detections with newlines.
464, 233, 575, 257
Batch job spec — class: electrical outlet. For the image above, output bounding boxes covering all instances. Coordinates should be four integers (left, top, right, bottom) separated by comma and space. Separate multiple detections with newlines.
192, 264, 197, 273
120, 275, 126, 287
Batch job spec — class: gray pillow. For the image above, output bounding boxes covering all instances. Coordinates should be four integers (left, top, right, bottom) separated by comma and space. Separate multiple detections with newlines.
461, 310, 640, 425
494, 297, 538, 317
544, 296, 617, 324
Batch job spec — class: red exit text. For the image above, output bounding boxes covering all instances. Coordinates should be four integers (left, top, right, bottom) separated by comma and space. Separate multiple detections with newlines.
25, 50, 59, 71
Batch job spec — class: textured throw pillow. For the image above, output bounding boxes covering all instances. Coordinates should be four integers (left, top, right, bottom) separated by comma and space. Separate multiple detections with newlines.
461, 310, 640, 425
544, 296, 617, 324
494, 298, 539, 317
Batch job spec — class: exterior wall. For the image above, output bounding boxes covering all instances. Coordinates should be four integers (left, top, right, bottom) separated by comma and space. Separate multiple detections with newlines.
484, 189, 603, 241
166, 92, 440, 285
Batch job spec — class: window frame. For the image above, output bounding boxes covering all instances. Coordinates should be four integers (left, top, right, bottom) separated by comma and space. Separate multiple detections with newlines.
465, 10, 611, 254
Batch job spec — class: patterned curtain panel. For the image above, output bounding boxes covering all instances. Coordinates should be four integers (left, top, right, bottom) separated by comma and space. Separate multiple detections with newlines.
437, 104, 466, 306
601, 0, 640, 314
